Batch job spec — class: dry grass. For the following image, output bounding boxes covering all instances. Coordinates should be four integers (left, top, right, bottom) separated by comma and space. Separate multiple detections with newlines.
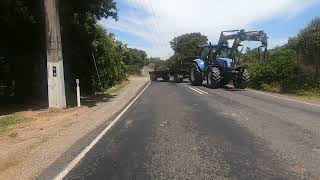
106, 80, 130, 95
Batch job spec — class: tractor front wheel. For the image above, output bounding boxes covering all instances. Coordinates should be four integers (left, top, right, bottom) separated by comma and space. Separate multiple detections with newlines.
207, 67, 221, 89
233, 69, 250, 89
190, 64, 203, 86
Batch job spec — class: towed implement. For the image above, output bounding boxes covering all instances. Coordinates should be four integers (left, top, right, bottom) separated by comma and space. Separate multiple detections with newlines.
190, 29, 268, 89
149, 57, 193, 83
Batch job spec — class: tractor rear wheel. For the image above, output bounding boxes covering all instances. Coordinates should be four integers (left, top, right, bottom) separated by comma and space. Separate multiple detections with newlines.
207, 67, 221, 89
190, 63, 203, 86
233, 69, 250, 89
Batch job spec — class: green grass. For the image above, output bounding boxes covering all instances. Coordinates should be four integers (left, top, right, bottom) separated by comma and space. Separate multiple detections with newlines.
252, 83, 320, 101
0, 114, 26, 132
295, 89, 320, 99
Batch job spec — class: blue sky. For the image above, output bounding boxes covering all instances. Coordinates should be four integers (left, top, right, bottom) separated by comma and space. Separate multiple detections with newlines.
100, 0, 320, 59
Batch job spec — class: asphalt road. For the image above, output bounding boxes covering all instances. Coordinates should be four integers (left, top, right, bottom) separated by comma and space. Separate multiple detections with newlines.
62, 80, 320, 180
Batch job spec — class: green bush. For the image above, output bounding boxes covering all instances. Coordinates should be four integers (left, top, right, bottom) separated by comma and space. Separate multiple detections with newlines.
91, 27, 127, 92
248, 48, 299, 92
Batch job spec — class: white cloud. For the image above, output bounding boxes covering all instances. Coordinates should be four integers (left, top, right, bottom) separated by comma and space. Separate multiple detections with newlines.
100, 0, 318, 59
268, 37, 289, 49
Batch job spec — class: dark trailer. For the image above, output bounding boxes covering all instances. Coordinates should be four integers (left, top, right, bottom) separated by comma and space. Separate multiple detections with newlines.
149, 57, 194, 83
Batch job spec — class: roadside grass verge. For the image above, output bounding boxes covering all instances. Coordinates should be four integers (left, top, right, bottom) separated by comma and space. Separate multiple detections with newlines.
106, 80, 130, 95
295, 88, 320, 100
0, 114, 29, 133
251, 83, 320, 102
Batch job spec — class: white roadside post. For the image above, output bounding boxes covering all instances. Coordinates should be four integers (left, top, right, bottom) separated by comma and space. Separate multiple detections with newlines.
76, 79, 81, 107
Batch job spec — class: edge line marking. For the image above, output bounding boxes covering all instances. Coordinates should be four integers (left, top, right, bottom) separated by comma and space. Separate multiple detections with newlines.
54, 81, 151, 180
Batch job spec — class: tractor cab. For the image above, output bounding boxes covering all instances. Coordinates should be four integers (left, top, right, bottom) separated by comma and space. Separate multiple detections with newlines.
197, 44, 234, 73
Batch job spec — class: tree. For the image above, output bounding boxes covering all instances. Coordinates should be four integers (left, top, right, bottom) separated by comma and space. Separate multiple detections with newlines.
0, 0, 121, 101
286, 37, 298, 50
170, 33, 208, 59
0, 0, 43, 100
297, 17, 320, 80
124, 48, 148, 68
60, 0, 118, 20
148, 57, 162, 64
92, 26, 126, 91
147, 57, 167, 71
241, 47, 260, 64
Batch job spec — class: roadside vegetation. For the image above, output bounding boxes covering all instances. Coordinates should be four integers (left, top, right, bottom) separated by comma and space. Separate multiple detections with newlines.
106, 80, 130, 95
0, 114, 28, 133
0, 0, 157, 105
245, 17, 320, 98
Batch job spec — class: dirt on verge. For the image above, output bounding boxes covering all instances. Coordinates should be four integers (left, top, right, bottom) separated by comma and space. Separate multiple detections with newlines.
0, 77, 149, 180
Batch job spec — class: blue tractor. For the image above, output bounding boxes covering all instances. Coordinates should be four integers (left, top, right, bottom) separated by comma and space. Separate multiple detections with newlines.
190, 30, 268, 89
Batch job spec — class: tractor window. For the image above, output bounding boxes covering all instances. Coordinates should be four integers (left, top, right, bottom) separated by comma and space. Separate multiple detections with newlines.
200, 47, 209, 60
219, 48, 229, 58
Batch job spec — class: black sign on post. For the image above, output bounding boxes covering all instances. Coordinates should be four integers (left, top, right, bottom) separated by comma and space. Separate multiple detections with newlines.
53, 66, 57, 77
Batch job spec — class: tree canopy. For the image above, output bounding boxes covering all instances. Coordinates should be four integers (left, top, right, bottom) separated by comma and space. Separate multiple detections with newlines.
170, 32, 208, 59
0, 0, 151, 103
296, 17, 320, 79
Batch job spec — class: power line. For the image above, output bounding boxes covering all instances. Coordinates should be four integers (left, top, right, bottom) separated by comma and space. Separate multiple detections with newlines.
128, 0, 170, 59
144, 0, 171, 58
140, 0, 166, 48
128, 0, 162, 50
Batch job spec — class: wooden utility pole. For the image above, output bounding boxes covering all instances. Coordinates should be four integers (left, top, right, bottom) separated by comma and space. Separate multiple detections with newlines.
44, 0, 66, 108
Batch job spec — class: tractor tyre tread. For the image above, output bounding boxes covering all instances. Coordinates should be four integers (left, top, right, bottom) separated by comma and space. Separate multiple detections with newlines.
207, 67, 221, 89
234, 69, 250, 89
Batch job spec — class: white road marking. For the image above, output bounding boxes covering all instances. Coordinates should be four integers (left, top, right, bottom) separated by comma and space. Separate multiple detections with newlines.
192, 87, 209, 94
189, 87, 204, 95
250, 89, 320, 107
54, 81, 151, 180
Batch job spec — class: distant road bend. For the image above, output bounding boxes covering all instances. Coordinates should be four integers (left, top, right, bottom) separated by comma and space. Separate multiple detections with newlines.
51, 81, 320, 180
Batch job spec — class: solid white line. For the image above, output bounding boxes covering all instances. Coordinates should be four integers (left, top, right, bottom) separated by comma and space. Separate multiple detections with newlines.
54, 81, 151, 180
250, 89, 320, 107
189, 87, 204, 95
192, 87, 209, 94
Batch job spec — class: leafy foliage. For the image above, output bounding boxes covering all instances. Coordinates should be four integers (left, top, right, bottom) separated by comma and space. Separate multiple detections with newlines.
296, 17, 320, 79
0, 0, 150, 103
170, 33, 207, 59
91, 26, 127, 91
167, 33, 207, 70
247, 17, 320, 94
248, 48, 299, 92
147, 57, 168, 71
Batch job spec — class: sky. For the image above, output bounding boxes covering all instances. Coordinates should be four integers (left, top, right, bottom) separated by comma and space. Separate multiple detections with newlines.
100, 0, 320, 59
